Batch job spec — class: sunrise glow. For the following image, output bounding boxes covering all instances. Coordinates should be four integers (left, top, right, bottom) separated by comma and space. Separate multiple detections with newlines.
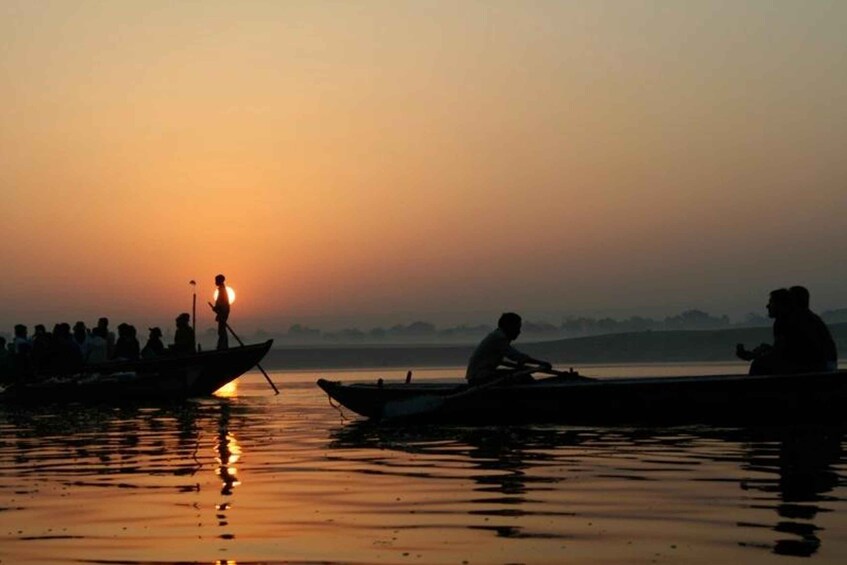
213, 287, 236, 305
1, 4, 845, 565
0, 1, 844, 333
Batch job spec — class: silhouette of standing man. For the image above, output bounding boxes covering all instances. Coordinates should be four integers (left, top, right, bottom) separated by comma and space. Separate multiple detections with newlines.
213, 274, 231, 350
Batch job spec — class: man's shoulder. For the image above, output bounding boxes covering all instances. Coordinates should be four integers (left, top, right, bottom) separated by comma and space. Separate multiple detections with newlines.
795, 309, 829, 329
471, 329, 505, 350
480, 328, 507, 342
808, 310, 828, 325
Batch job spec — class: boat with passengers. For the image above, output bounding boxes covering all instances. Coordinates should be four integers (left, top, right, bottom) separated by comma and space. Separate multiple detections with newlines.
1, 340, 273, 403
318, 368, 847, 425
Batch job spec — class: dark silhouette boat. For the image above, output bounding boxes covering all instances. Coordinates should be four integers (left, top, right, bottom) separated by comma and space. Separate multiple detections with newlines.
317, 369, 847, 425
1, 340, 273, 403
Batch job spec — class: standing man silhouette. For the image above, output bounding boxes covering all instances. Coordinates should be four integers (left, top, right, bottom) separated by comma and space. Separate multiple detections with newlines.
213, 274, 231, 350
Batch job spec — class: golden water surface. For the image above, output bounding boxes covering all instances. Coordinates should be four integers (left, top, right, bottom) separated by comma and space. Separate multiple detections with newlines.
1, 365, 846, 564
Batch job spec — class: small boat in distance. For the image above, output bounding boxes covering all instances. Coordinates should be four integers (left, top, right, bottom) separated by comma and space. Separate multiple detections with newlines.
1, 340, 273, 403
317, 369, 847, 425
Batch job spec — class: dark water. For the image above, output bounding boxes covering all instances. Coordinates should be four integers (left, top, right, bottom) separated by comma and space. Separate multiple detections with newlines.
1, 366, 847, 564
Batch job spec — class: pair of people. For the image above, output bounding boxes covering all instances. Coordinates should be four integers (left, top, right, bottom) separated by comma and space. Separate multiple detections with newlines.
142, 275, 230, 357
138, 272, 230, 357
141, 272, 230, 356
737, 286, 837, 375
141, 313, 197, 359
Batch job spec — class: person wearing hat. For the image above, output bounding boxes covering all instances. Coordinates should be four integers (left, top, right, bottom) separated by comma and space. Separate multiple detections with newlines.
213, 274, 231, 350
172, 313, 196, 355
142, 327, 166, 359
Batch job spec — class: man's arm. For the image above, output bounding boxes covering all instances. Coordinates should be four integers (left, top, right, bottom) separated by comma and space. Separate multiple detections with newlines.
736, 343, 755, 361
504, 346, 552, 370
737, 342, 772, 361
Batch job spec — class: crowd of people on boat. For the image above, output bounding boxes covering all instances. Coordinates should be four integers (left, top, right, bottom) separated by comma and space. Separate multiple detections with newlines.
0, 314, 197, 380
736, 285, 837, 375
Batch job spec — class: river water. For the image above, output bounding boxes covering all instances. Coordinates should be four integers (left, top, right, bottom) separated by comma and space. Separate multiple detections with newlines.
2, 363, 847, 564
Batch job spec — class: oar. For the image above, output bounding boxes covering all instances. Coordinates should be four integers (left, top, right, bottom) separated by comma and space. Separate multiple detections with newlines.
502, 361, 593, 381
382, 367, 537, 421
208, 302, 279, 395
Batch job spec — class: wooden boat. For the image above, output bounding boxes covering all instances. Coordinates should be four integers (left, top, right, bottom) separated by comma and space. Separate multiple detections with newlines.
0, 340, 273, 403
317, 369, 847, 425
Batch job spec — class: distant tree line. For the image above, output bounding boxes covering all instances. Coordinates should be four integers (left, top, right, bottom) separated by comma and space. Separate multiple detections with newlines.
238, 307, 847, 345
7, 308, 847, 348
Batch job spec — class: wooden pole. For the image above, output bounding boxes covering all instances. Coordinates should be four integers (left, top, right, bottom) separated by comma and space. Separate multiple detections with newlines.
190, 280, 197, 352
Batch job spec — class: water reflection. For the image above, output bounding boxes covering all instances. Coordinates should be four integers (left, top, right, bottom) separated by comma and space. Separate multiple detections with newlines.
328, 422, 846, 554
0, 400, 252, 474
214, 402, 242, 537
215, 380, 239, 398
215, 402, 242, 496
0, 403, 206, 481
740, 427, 842, 557
2, 381, 846, 564
0, 399, 256, 552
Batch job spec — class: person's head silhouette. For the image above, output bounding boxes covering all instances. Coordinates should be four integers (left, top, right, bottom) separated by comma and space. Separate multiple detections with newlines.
498, 312, 522, 341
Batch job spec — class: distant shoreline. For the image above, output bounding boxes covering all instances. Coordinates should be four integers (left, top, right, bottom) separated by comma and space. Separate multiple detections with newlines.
259, 323, 847, 370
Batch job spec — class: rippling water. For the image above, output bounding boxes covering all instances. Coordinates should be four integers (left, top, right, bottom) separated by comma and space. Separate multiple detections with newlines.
2, 364, 847, 564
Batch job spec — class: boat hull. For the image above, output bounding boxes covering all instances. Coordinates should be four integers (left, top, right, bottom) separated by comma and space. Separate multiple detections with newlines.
2, 340, 273, 403
317, 370, 847, 425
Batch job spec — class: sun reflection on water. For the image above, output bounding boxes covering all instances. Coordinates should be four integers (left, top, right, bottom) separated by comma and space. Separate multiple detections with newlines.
213, 404, 242, 540
215, 380, 238, 397
216, 430, 241, 494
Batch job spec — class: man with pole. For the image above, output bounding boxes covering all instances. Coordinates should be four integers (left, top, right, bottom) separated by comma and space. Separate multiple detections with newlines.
206, 274, 279, 394
212, 274, 230, 350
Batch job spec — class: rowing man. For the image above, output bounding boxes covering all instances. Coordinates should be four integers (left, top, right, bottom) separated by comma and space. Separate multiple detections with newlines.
466, 312, 552, 385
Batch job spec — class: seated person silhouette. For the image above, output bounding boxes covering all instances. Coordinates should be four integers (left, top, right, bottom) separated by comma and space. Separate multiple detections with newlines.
789, 285, 838, 372
737, 288, 832, 375
141, 327, 166, 359
466, 312, 552, 386
171, 313, 196, 355
113, 323, 140, 360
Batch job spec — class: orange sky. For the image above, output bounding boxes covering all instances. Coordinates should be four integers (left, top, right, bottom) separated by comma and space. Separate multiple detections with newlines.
2, 1, 846, 332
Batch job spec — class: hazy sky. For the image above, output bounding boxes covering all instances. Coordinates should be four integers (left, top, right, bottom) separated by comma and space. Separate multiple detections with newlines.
2, 0, 846, 332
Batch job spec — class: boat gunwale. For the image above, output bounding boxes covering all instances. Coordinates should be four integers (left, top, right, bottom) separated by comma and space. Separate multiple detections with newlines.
320, 368, 847, 391
316, 369, 847, 424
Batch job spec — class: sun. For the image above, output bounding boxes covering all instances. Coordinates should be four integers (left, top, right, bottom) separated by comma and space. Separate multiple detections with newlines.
213, 286, 237, 304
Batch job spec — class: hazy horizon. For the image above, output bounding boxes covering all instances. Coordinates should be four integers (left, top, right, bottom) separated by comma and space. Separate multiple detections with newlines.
2, 1, 845, 333
5, 300, 846, 345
